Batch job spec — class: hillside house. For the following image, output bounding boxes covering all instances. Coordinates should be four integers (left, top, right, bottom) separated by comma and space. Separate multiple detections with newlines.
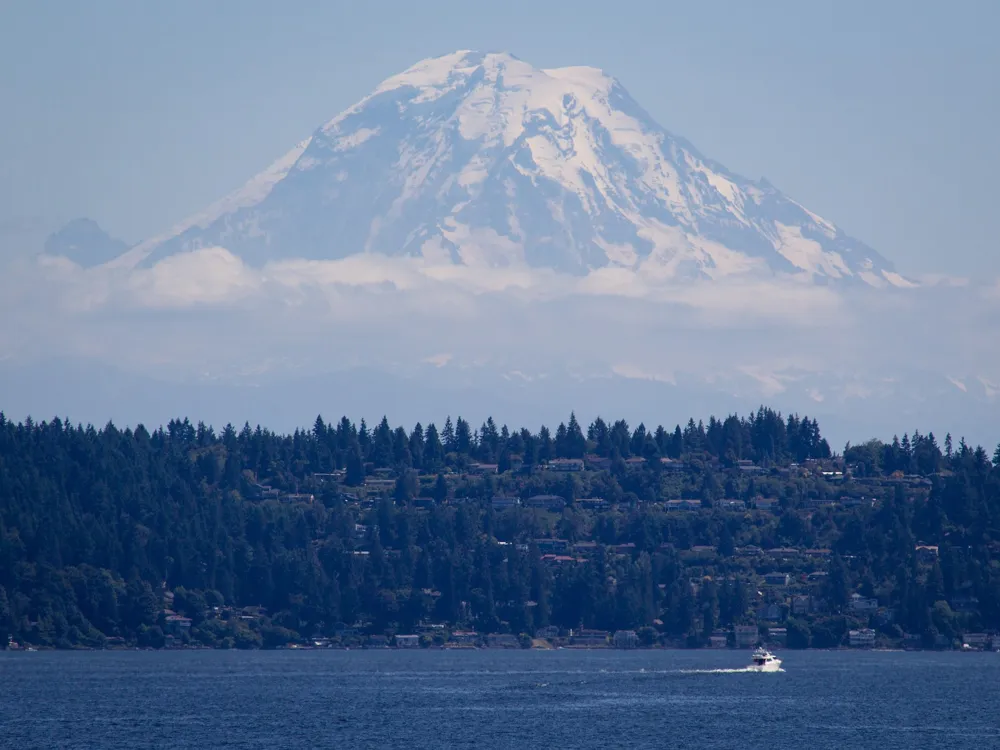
525, 494, 567, 511
665, 499, 702, 511
763, 573, 791, 587
535, 539, 569, 554
491, 496, 520, 511
469, 463, 499, 475
585, 454, 612, 471
576, 497, 610, 512
737, 459, 764, 474
849, 594, 879, 615
754, 497, 778, 512
548, 458, 584, 472
624, 457, 647, 472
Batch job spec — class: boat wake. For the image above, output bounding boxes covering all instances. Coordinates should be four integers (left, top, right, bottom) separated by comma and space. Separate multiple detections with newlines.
679, 667, 785, 675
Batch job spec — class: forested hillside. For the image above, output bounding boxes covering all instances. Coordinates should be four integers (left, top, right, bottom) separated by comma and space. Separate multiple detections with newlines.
1, 408, 998, 650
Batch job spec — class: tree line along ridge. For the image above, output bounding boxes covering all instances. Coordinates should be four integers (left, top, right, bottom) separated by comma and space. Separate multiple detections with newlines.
1, 407, 999, 651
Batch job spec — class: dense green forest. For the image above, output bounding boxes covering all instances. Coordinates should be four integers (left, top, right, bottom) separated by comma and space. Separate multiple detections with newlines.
1, 407, 999, 650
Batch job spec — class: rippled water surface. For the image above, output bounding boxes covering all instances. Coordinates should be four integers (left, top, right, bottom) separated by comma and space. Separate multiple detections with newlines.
2, 649, 997, 749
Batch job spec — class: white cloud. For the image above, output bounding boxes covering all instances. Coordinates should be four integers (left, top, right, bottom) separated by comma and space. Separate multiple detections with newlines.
611, 363, 676, 385
1, 245, 999, 446
124, 247, 262, 308
423, 353, 452, 367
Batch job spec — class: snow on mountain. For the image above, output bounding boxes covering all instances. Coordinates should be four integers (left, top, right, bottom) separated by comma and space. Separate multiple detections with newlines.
121, 51, 901, 285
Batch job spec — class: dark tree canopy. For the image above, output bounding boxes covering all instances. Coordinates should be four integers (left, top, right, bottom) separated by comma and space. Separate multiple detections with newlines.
0, 408, 998, 650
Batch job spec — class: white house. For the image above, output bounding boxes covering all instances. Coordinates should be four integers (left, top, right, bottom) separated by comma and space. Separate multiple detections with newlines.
848, 628, 876, 648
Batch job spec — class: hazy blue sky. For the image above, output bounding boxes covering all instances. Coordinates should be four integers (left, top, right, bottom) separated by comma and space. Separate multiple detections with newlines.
1, 0, 997, 276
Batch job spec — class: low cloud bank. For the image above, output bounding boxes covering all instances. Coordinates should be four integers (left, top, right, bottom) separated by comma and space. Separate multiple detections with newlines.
1, 247, 998, 442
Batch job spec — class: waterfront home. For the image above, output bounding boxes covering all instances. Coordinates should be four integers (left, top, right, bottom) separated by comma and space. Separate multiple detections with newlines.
613, 630, 639, 649
449, 631, 480, 646
734, 625, 758, 648
768, 628, 787, 646
848, 628, 876, 648
164, 615, 192, 636
395, 634, 420, 648
570, 629, 609, 647
962, 633, 989, 650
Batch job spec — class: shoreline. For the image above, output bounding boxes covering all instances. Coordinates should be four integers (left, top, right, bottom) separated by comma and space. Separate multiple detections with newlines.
3, 644, 995, 654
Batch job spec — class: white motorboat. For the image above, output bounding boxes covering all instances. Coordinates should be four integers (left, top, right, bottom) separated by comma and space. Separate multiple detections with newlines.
748, 646, 782, 672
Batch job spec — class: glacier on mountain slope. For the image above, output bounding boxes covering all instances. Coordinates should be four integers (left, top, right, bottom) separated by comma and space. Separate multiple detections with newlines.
121, 51, 900, 286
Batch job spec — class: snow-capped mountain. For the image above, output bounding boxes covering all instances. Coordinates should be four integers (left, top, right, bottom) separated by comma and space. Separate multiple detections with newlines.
120, 50, 903, 285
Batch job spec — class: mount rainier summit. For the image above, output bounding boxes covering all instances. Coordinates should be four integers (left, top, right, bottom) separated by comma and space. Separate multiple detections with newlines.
119, 51, 903, 286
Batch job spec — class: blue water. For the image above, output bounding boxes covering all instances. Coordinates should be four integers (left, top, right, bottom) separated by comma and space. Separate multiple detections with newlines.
1, 649, 997, 749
